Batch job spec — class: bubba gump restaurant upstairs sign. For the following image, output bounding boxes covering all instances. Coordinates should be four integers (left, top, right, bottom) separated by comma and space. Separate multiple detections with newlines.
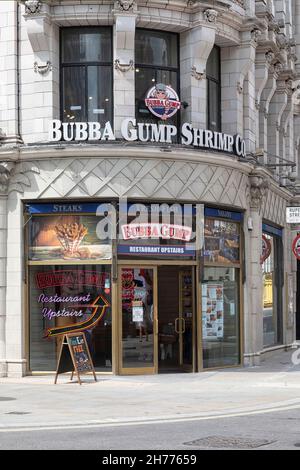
49, 84, 247, 158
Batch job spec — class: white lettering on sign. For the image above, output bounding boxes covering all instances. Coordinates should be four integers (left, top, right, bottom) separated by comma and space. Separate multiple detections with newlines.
121, 223, 192, 242
48, 119, 246, 157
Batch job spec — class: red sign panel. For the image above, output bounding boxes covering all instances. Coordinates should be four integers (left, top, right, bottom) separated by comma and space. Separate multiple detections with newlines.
292, 234, 300, 260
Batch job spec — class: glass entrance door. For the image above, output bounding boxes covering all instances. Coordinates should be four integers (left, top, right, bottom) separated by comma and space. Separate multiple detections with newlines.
119, 266, 158, 374
158, 266, 195, 373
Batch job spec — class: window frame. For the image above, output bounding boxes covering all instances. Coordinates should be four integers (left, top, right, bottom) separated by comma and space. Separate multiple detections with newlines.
206, 45, 221, 133
262, 224, 284, 347
59, 26, 114, 125
135, 28, 181, 130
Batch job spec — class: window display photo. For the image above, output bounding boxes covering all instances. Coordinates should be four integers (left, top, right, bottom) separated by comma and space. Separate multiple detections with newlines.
204, 218, 240, 264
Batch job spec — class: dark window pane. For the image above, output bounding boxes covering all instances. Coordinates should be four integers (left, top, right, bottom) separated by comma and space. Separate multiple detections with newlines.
136, 30, 178, 67
135, 67, 179, 129
61, 27, 112, 63
207, 79, 220, 132
87, 66, 112, 124
135, 67, 156, 119
62, 66, 86, 122
206, 46, 220, 80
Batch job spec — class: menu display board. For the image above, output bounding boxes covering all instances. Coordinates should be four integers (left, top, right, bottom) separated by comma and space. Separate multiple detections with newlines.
204, 218, 240, 264
55, 332, 97, 385
202, 283, 224, 339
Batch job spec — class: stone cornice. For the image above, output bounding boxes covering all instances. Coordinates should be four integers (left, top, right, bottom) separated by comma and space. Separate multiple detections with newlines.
0, 144, 254, 174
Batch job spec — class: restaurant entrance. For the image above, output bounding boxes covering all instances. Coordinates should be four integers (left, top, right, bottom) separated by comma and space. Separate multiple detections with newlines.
157, 266, 195, 373
119, 264, 196, 375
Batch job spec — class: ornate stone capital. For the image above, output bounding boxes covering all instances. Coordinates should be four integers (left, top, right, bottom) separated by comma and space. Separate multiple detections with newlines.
114, 0, 135, 12
265, 50, 275, 64
251, 28, 261, 45
204, 9, 218, 24
24, 0, 42, 15
249, 172, 269, 211
0, 163, 14, 195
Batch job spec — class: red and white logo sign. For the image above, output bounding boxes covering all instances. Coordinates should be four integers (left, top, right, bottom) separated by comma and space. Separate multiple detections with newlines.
145, 83, 181, 120
292, 234, 300, 260
260, 234, 272, 264
121, 223, 192, 242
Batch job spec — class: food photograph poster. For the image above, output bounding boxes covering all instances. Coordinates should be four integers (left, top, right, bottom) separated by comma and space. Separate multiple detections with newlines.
28, 215, 112, 262
204, 218, 240, 264
202, 283, 224, 339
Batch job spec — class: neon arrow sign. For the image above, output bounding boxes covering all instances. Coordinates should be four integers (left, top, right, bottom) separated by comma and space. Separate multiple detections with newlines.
44, 294, 110, 338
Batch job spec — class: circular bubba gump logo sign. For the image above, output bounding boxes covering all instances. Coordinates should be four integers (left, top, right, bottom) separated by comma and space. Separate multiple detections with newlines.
260, 234, 271, 265
145, 83, 181, 120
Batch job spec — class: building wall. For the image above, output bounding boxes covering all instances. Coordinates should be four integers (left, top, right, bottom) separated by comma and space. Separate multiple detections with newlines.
0, 0, 299, 376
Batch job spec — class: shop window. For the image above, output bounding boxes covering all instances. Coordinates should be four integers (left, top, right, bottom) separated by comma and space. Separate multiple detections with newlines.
26, 203, 113, 372
202, 212, 242, 368
262, 226, 283, 347
207, 46, 221, 132
29, 265, 112, 372
61, 27, 113, 126
135, 29, 179, 129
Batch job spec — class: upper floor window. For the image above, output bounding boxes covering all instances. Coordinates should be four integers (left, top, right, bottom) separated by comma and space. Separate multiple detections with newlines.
61, 27, 113, 125
135, 29, 179, 128
207, 46, 221, 132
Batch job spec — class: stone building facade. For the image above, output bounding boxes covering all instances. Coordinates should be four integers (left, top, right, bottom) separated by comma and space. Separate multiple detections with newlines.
0, 0, 299, 377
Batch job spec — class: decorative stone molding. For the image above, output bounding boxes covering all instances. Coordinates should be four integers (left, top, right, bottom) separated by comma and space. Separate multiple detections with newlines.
237, 82, 243, 94
268, 21, 281, 34
249, 172, 269, 211
34, 61, 52, 75
265, 50, 275, 64
191, 66, 206, 81
114, 0, 135, 12
8, 162, 40, 195
114, 59, 134, 73
251, 29, 261, 45
11, 158, 249, 209
24, 0, 42, 15
0, 163, 14, 195
203, 9, 218, 24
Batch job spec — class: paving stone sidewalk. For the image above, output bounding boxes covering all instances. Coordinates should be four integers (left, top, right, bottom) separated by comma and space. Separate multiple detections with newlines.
1, 349, 300, 430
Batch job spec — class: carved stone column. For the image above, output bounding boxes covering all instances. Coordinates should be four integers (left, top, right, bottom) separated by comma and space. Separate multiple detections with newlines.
244, 171, 269, 366
0, 163, 13, 377
113, 1, 138, 137
180, 19, 216, 128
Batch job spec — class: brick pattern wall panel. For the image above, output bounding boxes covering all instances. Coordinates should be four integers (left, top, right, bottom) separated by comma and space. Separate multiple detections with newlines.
11, 158, 249, 209
262, 189, 287, 226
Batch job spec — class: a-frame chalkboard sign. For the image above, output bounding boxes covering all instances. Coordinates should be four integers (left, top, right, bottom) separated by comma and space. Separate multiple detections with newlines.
54, 332, 97, 385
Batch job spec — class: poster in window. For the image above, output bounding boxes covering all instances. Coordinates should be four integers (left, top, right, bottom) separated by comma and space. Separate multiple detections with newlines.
29, 215, 112, 262
202, 283, 224, 339
204, 219, 240, 264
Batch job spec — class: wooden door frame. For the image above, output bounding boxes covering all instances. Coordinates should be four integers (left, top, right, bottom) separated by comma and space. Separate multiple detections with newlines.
118, 264, 158, 375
